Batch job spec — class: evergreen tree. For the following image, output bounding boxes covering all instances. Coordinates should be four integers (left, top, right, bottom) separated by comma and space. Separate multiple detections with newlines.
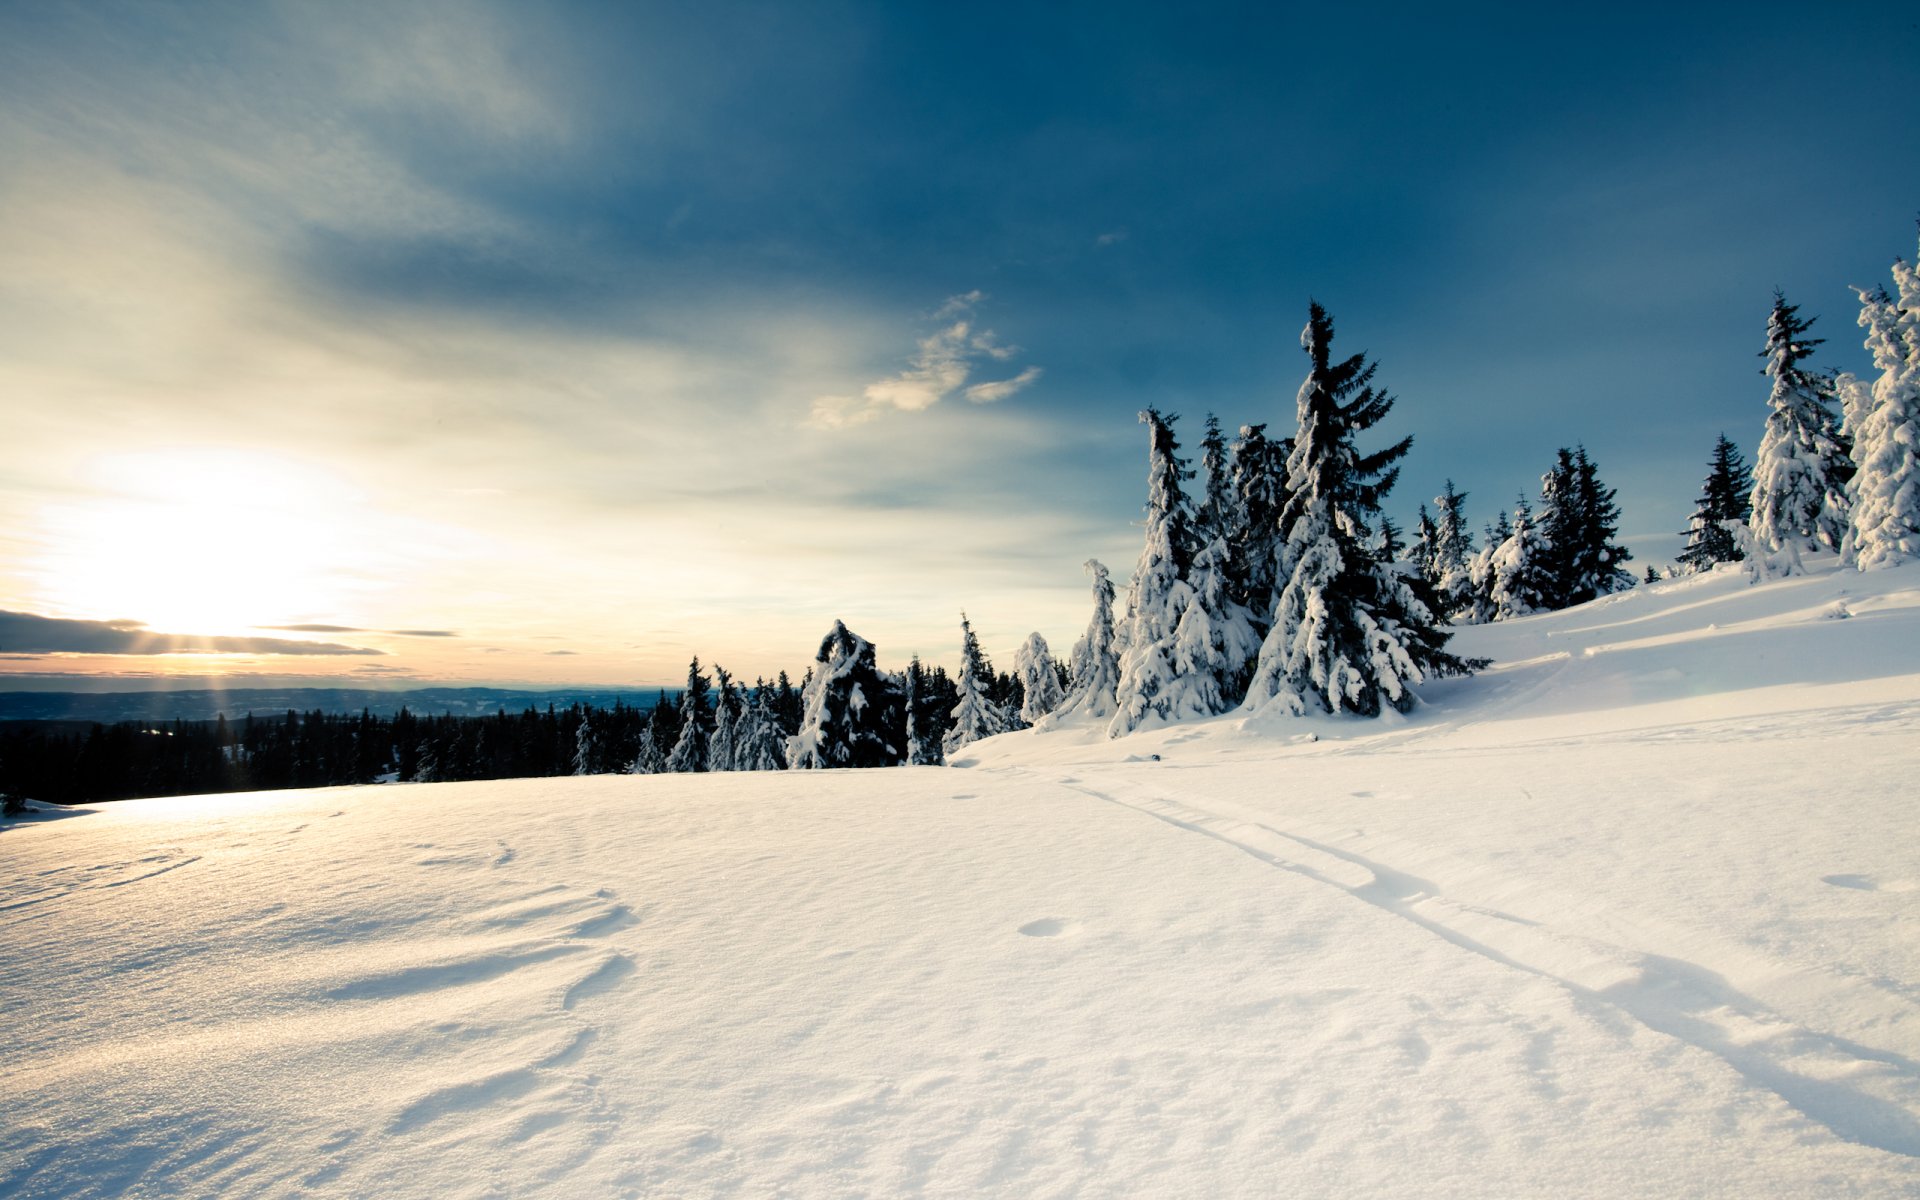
1376, 513, 1405, 564
1750, 291, 1851, 572
1430, 480, 1475, 617
735, 686, 788, 771
773, 671, 802, 737
1411, 504, 1440, 591
1228, 422, 1290, 620
1539, 446, 1632, 606
1644, 565, 1662, 584
1845, 256, 1920, 570
1110, 409, 1250, 735
1486, 498, 1553, 620
1459, 508, 1512, 626
1052, 559, 1121, 722
1677, 434, 1754, 572
572, 710, 597, 776
788, 621, 905, 769
1242, 303, 1473, 716
1012, 632, 1065, 725
1196, 413, 1241, 551
945, 613, 1011, 754
630, 712, 667, 774
665, 658, 712, 773
707, 667, 740, 772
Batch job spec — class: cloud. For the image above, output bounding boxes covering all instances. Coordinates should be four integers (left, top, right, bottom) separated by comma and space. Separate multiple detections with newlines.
0, 611, 383, 657
260, 624, 460, 638
545, 649, 579, 656
810, 292, 1042, 427
963, 365, 1044, 405
1095, 230, 1128, 247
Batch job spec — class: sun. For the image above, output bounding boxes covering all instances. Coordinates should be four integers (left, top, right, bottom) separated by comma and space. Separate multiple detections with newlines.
30, 448, 363, 636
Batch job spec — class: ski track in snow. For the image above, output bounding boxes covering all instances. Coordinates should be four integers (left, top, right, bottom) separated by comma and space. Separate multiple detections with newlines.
1031, 768, 1920, 1158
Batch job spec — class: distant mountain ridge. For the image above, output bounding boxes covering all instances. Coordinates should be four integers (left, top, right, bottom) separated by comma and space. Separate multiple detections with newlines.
0, 687, 671, 725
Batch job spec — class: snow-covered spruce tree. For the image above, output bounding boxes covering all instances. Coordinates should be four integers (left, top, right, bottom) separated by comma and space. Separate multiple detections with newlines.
1459, 508, 1512, 625
1538, 446, 1632, 606
1750, 291, 1851, 573
707, 668, 740, 773
1012, 632, 1065, 725
1376, 513, 1405, 564
1242, 303, 1474, 716
912, 659, 957, 758
1050, 559, 1121, 722
903, 661, 935, 765
735, 685, 788, 771
1228, 422, 1290, 622
1430, 480, 1475, 618
787, 621, 904, 769
1845, 260, 1920, 570
1486, 498, 1553, 619
1677, 434, 1754, 572
665, 658, 713, 773
572, 710, 596, 776
1411, 504, 1440, 592
630, 712, 667, 774
1109, 409, 1257, 734
944, 613, 1011, 755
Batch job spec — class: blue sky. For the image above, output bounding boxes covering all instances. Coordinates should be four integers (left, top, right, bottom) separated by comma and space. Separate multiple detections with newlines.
2, 1, 1916, 687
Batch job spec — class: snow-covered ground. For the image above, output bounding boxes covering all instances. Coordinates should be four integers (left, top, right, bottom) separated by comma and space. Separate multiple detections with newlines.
5, 560, 1920, 1197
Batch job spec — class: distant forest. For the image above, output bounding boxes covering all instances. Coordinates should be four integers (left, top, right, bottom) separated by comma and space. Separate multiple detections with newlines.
0, 659, 1035, 805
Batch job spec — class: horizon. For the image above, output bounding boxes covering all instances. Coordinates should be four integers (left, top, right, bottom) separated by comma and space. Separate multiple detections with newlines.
4, 2, 1917, 690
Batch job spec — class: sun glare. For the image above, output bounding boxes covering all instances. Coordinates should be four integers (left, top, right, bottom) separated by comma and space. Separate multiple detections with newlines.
31, 449, 363, 635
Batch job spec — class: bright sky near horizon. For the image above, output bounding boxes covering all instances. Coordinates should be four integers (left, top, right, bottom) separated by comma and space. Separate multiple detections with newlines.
2, 2, 1916, 690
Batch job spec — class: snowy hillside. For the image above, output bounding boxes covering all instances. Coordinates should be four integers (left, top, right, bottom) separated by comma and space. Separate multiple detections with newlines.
5, 561, 1920, 1198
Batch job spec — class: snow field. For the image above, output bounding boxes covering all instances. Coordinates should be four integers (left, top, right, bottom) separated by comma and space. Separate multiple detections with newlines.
4, 559, 1920, 1196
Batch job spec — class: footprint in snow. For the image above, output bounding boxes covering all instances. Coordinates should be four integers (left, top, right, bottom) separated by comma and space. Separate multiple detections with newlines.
1823, 873, 1918, 892
1018, 917, 1076, 938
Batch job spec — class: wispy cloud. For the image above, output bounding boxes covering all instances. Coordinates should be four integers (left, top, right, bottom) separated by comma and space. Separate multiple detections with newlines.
810, 292, 1043, 428
0, 612, 382, 657
260, 624, 460, 638
963, 365, 1044, 405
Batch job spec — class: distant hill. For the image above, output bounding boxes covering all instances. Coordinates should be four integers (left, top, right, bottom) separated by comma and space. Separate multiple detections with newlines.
0, 686, 672, 725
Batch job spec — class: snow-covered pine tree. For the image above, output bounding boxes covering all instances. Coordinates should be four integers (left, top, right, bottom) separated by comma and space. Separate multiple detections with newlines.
1376, 513, 1405, 564
735, 685, 788, 771
1430, 480, 1475, 618
707, 667, 740, 772
1486, 497, 1553, 620
1750, 291, 1851, 573
1411, 504, 1440, 592
1197, 413, 1240, 547
903, 661, 932, 765
1228, 422, 1290, 622
1012, 632, 1065, 725
1538, 446, 1632, 606
1109, 409, 1252, 734
1050, 559, 1121, 723
1459, 508, 1512, 625
572, 710, 596, 776
630, 713, 667, 774
1845, 257, 1920, 570
944, 613, 1011, 755
1172, 530, 1261, 710
665, 658, 712, 773
787, 621, 905, 769
1677, 434, 1754, 572
1242, 303, 1473, 716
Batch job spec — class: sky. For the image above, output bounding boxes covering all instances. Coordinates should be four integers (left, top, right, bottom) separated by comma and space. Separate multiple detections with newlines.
2, 1, 1917, 691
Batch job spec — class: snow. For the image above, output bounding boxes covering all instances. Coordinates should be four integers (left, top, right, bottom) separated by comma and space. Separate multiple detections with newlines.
6, 561, 1920, 1196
